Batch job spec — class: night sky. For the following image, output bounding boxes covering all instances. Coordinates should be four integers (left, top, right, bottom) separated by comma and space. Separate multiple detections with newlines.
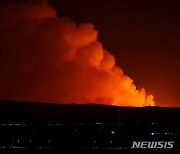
0, 0, 180, 107
50, 0, 180, 107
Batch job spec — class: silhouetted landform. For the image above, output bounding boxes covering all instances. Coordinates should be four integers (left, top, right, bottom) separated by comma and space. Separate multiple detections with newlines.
0, 100, 180, 122
0, 100, 179, 151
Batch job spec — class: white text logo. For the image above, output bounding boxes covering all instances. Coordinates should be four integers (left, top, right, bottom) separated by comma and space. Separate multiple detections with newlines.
131, 141, 174, 149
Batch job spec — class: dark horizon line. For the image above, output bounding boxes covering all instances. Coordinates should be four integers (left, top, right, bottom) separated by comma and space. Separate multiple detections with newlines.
0, 99, 179, 109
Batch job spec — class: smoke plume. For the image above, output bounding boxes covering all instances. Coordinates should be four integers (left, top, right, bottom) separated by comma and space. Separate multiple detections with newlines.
0, 0, 155, 106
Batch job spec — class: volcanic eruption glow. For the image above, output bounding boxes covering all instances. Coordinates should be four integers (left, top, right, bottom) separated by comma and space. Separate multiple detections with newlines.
0, 0, 155, 106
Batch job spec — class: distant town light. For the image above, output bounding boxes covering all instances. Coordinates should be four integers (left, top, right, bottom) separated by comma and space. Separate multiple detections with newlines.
151, 132, 155, 136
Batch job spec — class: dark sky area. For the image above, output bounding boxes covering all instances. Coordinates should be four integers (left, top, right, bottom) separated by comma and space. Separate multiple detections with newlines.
49, 0, 180, 107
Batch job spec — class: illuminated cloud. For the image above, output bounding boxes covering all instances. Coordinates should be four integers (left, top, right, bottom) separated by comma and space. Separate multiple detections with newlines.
0, 0, 154, 106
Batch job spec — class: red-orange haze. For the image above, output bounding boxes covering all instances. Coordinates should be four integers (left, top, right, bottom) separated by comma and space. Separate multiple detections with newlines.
0, 0, 155, 106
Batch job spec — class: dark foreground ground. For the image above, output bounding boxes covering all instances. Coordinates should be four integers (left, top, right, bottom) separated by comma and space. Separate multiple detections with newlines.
0, 100, 179, 152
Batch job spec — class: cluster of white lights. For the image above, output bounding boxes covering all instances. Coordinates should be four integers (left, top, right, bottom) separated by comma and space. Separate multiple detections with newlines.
0, 123, 26, 126
150, 131, 179, 136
